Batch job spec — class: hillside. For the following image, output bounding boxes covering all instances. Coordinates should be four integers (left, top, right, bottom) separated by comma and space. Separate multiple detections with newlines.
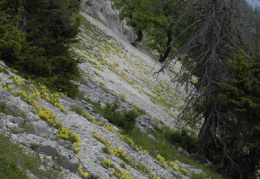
0, 1, 225, 179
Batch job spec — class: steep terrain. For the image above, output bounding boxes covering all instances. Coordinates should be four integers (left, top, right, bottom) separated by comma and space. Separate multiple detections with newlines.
0, 1, 222, 179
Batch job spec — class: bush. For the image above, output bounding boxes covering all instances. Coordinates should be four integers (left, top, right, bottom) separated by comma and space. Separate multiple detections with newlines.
169, 129, 198, 153
0, 160, 28, 179
95, 103, 140, 133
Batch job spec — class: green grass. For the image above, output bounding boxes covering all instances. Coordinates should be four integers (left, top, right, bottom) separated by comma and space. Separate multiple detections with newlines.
70, 106, 84, 115
93, 101, 143, 133
0, 102, 26, 119
0, 134, 62, 179
80, 96, 222, 178
127, 128, 223, 179
191, 172, 207, 179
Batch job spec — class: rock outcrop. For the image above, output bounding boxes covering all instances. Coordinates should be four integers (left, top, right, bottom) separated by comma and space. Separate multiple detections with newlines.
81, 0, 135, 42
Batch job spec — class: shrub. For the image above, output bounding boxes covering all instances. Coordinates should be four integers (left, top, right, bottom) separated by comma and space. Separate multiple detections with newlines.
70, 106, 83, 115
96, 103, 139, 133
169, 129, 198, 153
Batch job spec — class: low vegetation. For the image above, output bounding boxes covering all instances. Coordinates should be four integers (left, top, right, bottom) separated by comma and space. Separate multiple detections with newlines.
0, 135, 61, 179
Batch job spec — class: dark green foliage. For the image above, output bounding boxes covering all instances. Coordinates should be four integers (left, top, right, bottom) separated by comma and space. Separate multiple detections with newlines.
112, 0, 192, 62
96, 103, 139, 133
0, 160, 28, 179
154, 0, 260, 177
215, 51, 260, 178
70, 106, 83, 115
112, 0, 156, 32
169, 129, 198, 153
0, 0, 81, 98
80, 97, 142, 133
102, 147, 111, 154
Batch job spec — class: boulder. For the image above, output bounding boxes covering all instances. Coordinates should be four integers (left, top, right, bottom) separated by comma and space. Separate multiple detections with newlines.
135, 115, 158, 133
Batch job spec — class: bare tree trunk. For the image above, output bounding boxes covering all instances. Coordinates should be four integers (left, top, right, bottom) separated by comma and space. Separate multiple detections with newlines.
159, 30, 172, 62
131, 30, 143, 47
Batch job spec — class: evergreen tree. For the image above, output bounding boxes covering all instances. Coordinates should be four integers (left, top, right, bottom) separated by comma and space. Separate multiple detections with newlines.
219, 51, 260, 178
158, 0, 260, 177
0, 0, 29, 64
0, 0, 82, 97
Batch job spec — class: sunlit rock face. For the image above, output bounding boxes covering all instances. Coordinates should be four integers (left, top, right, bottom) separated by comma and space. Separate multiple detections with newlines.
81, 0, 135, 42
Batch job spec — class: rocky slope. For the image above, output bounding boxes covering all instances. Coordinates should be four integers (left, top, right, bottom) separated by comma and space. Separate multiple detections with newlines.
0, 1, 217, 179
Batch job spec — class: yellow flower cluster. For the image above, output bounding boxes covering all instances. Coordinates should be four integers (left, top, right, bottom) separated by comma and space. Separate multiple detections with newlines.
92, 131, 150, 174
11, 76, 25, 86
134, 163, 150, 173
18, 87, 41, 107
84, 111, 91, 117
169, 161, 180, 171
156, 154, 168, 168
132, 103, 141, 110
37, 106, 62, 128
39, 84, 66, 113
93, 122, 145, 152
101, 158, 113, 168
119, 93, 127, 100
156, 154, 180, 172
78, 166, 89, 179
2, 77, 65, 112
113, 168, 133, 179
37, 106, 81, 153
0, 74, 79, 154
58, 127, 79, 144
109, 146, 132, 163
92, 131, 112, 148
96, 79, 108, 88
180, 168, 189, 175
113, 62, 119, 67
2, 81, 38, 108
148, 173, 162, 179
101, 158, 133, 179
0, 83, 13, 93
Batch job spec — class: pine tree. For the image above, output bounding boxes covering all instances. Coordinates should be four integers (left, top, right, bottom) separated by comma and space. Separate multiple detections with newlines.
158, 0, 260, 177
0, 0, 82, 97
0, 0, 28, 64
219, 51, 260, 178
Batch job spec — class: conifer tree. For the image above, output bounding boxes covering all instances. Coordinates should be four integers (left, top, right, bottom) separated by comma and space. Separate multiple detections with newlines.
218, 51, 260, 178
0, 0, 82, 97
157, 0, 260, 177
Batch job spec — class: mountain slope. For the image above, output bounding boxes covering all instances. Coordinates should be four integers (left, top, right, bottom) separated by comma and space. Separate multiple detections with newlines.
0, 1, 223, 179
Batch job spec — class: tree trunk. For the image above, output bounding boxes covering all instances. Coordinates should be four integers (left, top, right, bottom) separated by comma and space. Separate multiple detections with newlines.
131, 30, 143, 47
159, 30, 172, 63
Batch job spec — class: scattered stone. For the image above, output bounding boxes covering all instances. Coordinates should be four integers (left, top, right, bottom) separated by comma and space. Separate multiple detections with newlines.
178, 147, 184, 153
148, 134, 156, 140
30, 121, 53, 137
175, 160, 203, 175
135, 115, 155, 133
58, 139, 73, 149
183, 150, 190, 157
6, 123, 19, 129
0, 89, 12, 102
10, 116, 25, 125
